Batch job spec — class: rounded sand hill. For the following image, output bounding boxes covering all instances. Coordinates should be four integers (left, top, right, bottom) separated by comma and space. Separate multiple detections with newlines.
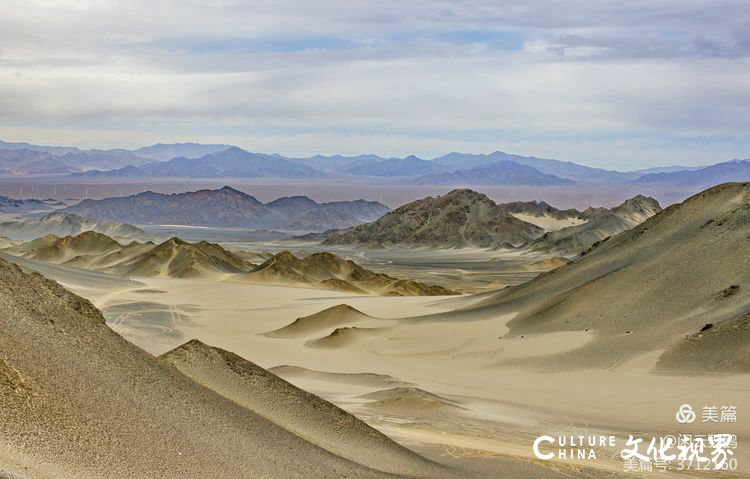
264, 304, 373, 338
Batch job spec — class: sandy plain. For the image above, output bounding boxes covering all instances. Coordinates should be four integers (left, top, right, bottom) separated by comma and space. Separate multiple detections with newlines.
3, 182, 749, 477
14, 244, 745, 479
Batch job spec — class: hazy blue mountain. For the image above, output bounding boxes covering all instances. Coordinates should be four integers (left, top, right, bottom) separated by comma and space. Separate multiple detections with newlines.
633, 165, 703, 174
289, 154, 388, 173
432, 151, 534, 170
132, 143, 232, 161
17, 157, 79, 175
634, 159, 750, 186
60, 150, 153, 170
415, 161, 573, 185
0, 147, 152, 174
74, 147, 325, 178
0, 149, 78, 175
0, 149, 47, 170
72, 165, 145, 177
265, 196, 320, 217
4, 138, 733, 184
133, 157, 224, 177
343, 155, 447, 177
433, 151, 637, 182
195, 148, 324, 177
63, 186, 389, 231
0, 140, 82, 155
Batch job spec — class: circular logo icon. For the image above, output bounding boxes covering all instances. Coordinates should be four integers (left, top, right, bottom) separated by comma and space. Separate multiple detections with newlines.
676, 404, 696, 424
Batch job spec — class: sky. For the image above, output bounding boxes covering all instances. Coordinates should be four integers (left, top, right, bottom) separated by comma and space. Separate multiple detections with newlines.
1, 0, 749, 170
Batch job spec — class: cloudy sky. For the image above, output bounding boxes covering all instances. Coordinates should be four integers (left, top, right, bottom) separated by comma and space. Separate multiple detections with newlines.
1, 0, 749, 169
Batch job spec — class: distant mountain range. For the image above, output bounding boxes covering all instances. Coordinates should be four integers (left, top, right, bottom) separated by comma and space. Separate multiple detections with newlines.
632, 165, 703, 174
74, 147, 323, 178
288, 154, 390, 173
341, 155, 445, 177
415, 160, 573, 185
430, 151, 640, 182
321, 188, 660, 253
62, 186, 390, 232
0, 212, 151, 242
131, 142, 232, 161
634, 159, 750, 186
1, 139, 747, 188
0, 139, 83, 155
0, 146, 153, 175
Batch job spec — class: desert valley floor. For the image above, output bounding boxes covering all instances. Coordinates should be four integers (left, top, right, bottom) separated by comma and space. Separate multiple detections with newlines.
9, 239, 749, 478
1, 182, 749, 478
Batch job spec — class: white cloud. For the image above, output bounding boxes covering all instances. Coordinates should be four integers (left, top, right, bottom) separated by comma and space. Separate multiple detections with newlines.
0, 0, 749, 168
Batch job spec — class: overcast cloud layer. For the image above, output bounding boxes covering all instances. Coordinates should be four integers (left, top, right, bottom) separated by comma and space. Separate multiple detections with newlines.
2, 0, 749, 169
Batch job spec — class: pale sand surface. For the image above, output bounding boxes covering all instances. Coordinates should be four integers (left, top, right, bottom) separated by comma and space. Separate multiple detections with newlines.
1, 257, 430, 479
510, 212, 586, 231
84, 274, 750, 477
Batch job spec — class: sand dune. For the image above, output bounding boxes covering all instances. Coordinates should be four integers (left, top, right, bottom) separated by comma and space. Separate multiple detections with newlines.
105, 237, 252, 278
319, 277, 368, 293
0, 236, 21, 249
8, 233, 457, 295
0, 251, 141, 296
510, 212, 584, 231
522, 257, 570, 271
7, 234, 254, 279
242, 251, 457, 296
0, 256, 462, 478
306, 326, 386, 349
359, 387, 466, 417
68, 240, 159, 271
270, 365, 414, 389
264, 304, 374, 338
159, 339, 451, 477
459, 182, 750, 371
13, 230, 746, 477
657, 312, 750, 373
9, 231, 122, 263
